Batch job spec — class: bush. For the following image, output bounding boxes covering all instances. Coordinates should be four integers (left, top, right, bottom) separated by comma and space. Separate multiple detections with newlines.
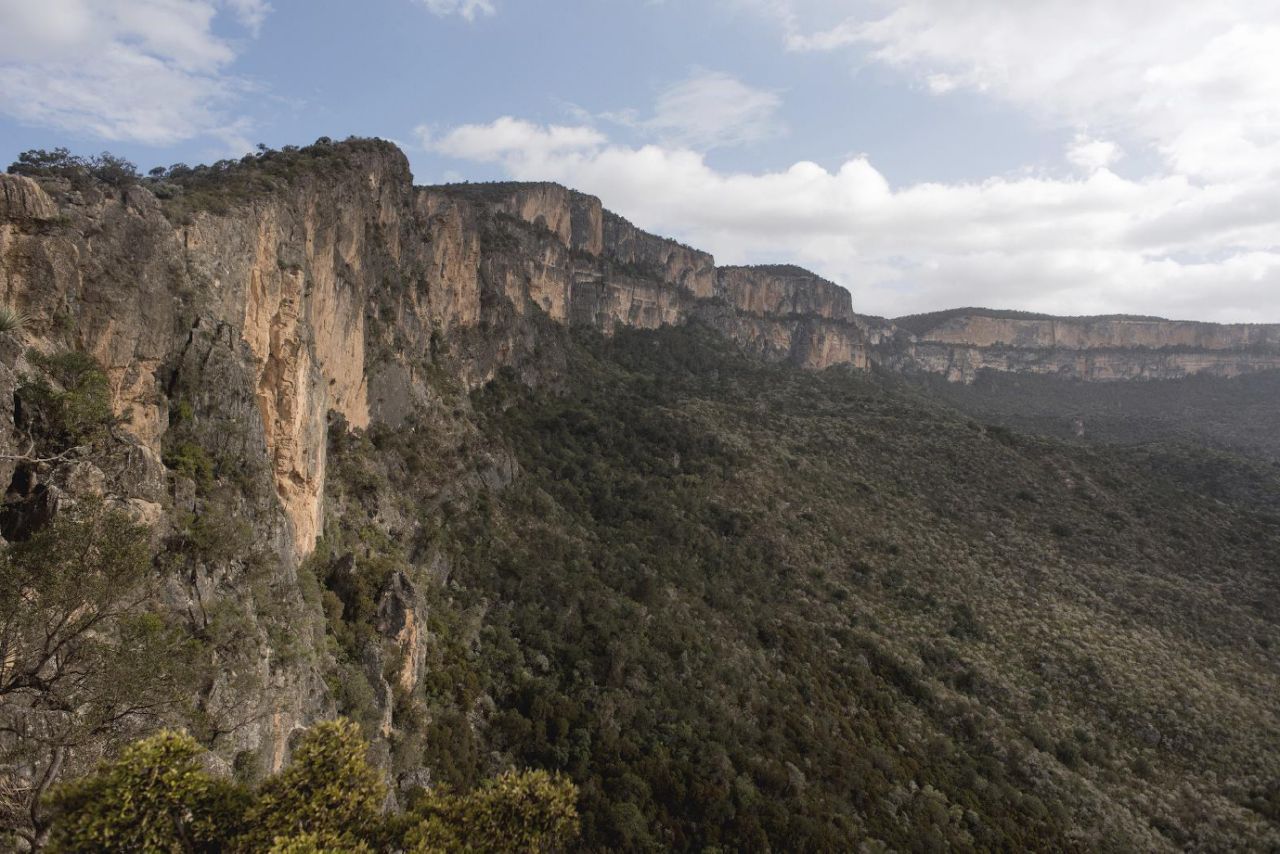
8, 148, 139, 187
47, 730, 249, 853
164, 441, 216, 488
17, 350, 114, 451
404, 769, 580, 853
237, 718, 386, 851
0, 305, 28, 334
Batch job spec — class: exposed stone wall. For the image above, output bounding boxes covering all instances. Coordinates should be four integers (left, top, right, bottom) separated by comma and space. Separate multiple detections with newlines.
716, 265, 855, 322
916, 314, 1280, 351
602, 211, 717, 298
907, 341, 1280, 384
895, 312, 1280, 382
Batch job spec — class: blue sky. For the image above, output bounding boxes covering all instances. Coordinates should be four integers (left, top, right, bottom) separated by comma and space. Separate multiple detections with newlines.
2, 1, 1279, 321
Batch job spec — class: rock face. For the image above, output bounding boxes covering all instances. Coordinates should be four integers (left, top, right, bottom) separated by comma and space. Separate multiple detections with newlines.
415, 178, 874, 372
0, 174, 58, 222
894, 310, 1280, 382
602, 210, 716, 298
716, 265, 855, 322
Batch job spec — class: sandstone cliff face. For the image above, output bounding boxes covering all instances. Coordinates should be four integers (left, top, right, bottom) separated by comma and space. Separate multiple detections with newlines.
907, 341, 1280, 384
716, 265, 855, 322
602, 210, 717, 298
916, 314, 1280, 351
0, 170, 338, 771
9, 150, 1279, 567
893, 311, 1280, 382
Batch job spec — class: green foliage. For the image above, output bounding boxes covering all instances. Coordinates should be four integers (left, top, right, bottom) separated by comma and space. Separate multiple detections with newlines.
267, 831, 375, 853
237, 719, 386, 851
404, 769, 580, 853
921, 367, 1280, 462
17, 350, 114, 451
42, 718, 575, 853
378, 322, 1276, 851
0, 502, 200, 847
8, 148, 140, 188
0, 305, 29, 334
146, 137, 396, 223
164, 441, 216, 488
46, 731, 249, 853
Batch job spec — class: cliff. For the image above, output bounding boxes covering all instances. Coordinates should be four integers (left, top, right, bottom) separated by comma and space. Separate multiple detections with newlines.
894, 309, 1280, 382
0, 142, 878, 778
715, 264, 855, 322
6, 143, 1278, 564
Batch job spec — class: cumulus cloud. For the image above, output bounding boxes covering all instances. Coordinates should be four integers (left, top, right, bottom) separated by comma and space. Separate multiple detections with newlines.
1066, 135, 1122, 173
604, 71, 784, 149
415, 0, 495, 20
426, 117, 605, 164
0, 0, 266, 150
427, 116, 1280, 322
776, 0, 1280, 182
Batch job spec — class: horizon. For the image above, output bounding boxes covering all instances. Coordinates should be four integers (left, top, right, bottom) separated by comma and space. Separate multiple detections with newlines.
2, 1, 1278, 322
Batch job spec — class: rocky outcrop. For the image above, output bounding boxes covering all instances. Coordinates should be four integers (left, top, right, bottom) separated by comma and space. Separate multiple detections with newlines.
421, 179, 874, 371
907, 312, 1280, 351
716, 265, 855, 322
891, 310, 1280, 382
602, 211, 717, 298
9, 145, 1280, 572
0, 174, 58, 222
481, 182, 604, 256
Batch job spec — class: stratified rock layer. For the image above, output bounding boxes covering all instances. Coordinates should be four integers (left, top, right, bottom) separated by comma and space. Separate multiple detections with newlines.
895, 310, 1280, 382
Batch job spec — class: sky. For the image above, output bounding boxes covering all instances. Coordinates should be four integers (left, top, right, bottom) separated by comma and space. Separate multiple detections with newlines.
1, 1, 1279, 322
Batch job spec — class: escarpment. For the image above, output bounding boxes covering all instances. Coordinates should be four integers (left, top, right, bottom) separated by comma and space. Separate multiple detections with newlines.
6, 142, 1280, 567
896, 309, 1280, 382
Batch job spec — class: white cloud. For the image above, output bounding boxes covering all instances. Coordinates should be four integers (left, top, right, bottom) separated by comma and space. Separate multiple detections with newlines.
605, 71, 784, 149
428, 117, 1280, 322
1066, 135, 1122, 173
428, 117, 605, 164
0, 0, 266, 149
225, 0, 272, 36
775, 1, 1280, 183
415, 0, 495, 20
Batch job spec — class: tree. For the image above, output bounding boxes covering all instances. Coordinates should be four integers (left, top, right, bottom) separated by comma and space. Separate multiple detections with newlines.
236, 718, 386, 852
7, 149, 138, 188
44, 730, 247, 853
0, 503, 196, 851
404, 769, 580, 853
37, 715, 580, 852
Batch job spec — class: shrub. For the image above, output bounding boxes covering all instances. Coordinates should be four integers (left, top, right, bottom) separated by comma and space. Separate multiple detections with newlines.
17, 350, 114, 450
404, 769, 580, 853
46, 730, 249, 853
164, 441, 216, 488
0, 305, 28, 334
236, 719, 386, 851
8, 148, 139, 187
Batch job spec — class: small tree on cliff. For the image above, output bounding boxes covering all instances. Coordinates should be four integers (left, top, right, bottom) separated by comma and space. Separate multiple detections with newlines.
44, 730, 249, 852
236, 718, 386, 852
0, 502, 197, 851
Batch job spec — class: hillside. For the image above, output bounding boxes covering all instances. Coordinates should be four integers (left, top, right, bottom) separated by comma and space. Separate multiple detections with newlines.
1, 139, 1278, 850
320, 322, 1280, 849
